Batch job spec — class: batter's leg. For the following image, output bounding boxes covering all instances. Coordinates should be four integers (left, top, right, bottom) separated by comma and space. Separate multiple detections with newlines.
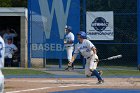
89, 55, 104, 84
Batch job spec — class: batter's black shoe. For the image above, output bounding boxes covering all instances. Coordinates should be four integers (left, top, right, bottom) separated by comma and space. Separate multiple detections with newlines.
65, 67, 69, 70
86, 74, 92, 78
65, 66, 73, 71
96, 80, 104, 84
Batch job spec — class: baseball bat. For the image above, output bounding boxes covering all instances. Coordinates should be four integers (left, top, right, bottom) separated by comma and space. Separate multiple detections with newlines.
99, 55, 122, 62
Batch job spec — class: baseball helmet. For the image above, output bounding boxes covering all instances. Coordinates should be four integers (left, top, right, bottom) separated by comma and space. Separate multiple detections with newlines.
77, 31, 87, 39
7, 37, 12, 41
65, 25, 72, 32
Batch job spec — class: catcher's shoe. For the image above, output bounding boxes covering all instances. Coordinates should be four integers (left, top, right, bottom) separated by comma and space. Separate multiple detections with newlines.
96, 80, 104, 84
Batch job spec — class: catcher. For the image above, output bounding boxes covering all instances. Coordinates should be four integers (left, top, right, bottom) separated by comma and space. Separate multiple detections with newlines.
68, 31, 104, 84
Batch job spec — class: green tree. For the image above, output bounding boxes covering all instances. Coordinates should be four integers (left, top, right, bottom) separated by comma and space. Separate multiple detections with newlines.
0, 0, 12, 7
0, 0, 27, 7
11, 0, 27, 7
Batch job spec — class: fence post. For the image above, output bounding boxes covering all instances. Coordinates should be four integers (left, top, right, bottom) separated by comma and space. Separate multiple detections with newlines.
82, 0, 86, 69
59, 59, 62, 68
28, 0, 31, 68
83, 0, 86, 31
138, 0, 140, 67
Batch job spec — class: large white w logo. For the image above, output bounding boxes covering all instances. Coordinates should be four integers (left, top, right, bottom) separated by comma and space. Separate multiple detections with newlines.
39, 0, 71, 39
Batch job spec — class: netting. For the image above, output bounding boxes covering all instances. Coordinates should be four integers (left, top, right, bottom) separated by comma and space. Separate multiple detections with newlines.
84, 0, 137, 67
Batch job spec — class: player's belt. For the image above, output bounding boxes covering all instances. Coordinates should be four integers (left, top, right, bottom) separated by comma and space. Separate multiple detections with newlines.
86, 54, 93, 59
67, 46, 73, 47
65, 45, 74, 47
87, 56, 98, 62
87, 55, 92, 59
87, 56, 90, 59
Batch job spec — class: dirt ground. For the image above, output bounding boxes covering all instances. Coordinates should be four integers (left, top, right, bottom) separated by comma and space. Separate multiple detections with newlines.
4, 78, 140, 93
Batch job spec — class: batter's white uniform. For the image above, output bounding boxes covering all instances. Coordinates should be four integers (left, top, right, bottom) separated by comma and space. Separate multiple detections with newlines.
0, 36, 5, 93
64, 32, 74, 62
74, 39, 98, 75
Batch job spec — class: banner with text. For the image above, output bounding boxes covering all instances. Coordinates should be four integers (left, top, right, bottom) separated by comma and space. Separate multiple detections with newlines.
86, 11, 114, 40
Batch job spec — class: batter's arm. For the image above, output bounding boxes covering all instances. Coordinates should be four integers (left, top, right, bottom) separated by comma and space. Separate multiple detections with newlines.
64, 40, 74, 44
91, 47, 100, 62
91, 47, 97, 54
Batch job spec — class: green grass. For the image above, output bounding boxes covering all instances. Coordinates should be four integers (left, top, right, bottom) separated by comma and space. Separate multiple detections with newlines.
96, 66, 140, 76
102, 70, 140, 76
1, 66, 140, 77
78, 65, 140, 76
2, 68, 51, 76
78, 70, 140, 76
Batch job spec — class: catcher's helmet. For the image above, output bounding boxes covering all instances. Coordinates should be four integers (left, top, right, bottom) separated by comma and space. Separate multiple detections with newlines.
65, 25, 72, 32
77, 31, 87, 39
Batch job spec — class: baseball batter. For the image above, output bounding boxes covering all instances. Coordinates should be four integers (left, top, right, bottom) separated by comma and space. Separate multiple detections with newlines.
0, 36, 5, 92
64, 25, 75, 70
68, 31, 104, 84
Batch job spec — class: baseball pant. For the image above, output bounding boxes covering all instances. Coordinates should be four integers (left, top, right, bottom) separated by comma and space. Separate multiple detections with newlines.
65, 46, 74, 62
85, 55, 98, 76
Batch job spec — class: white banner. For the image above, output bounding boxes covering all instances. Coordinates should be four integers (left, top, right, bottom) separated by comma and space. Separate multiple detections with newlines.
86, 11, 114, 40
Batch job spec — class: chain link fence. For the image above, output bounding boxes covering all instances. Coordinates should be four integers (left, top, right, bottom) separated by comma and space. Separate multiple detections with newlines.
83, 0, 137, 67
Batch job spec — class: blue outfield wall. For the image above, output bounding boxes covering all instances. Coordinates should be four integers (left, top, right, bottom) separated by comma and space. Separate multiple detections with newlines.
29, 0, 80, 59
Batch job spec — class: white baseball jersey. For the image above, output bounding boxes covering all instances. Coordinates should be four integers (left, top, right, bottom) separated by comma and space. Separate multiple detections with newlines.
74, 39, 98, 75
64, 32, 74, 47
5, 43, 17, 58
74, 39, 95, 58
64, 32, 74, 62
0, 36, 5, 69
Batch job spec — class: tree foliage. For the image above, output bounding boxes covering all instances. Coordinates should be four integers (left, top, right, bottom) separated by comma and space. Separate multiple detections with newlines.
0, 0, 12, 7
0, 0, 27, 7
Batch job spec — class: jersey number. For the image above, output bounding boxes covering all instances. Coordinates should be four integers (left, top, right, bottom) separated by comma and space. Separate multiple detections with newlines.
86, 49, 90, 52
